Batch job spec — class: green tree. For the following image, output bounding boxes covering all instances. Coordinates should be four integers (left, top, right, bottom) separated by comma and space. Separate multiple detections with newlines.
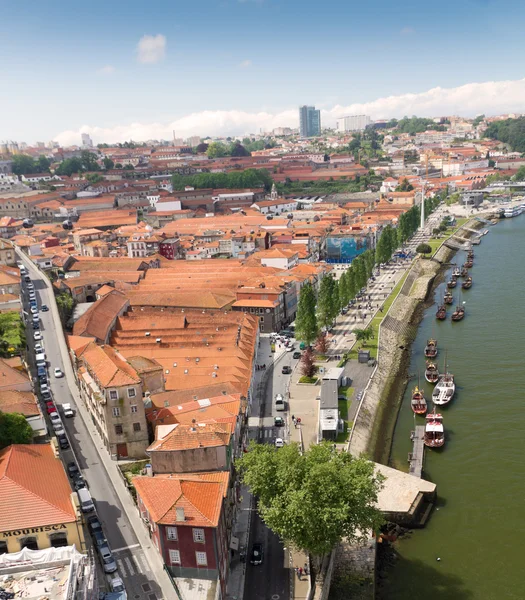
86, 173, 103, 184
395, 178, 414, 192
0, 411, 33, 448
339, 271, 350, 308
236, 442, 383, 564
354, 327, 374, 346
416, 242, 432, 257
36, 155, 51, 173
55, 292, 75, 326
123, 164, 134, 170
196, 143, 209, 153
317, 275, 337, 330
56, 157, 84, 176
206, 142, 228, 159
103, 157, 114, 170
512, 165, 525, 181
295, 282, 318, 346
230, 143, 250, 157
11, 154, 36, 176
81, 150, 100, 171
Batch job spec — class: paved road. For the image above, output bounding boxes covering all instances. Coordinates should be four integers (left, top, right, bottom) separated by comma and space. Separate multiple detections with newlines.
244, 349, 298, 600
19, 267, 163, 600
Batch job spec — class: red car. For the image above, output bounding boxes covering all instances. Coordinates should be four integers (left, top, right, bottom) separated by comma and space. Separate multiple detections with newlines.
46, 403, 57, 414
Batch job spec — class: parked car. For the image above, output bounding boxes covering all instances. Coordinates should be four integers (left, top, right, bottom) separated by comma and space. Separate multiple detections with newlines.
33, 331, 42, 341
46, 402, 56, 414
250, 543, 264, 566
54, 424, 65, 436
87, 514, 102, 534
282, 365, 292, 375
285, 345, 295, 352
74, 475, 87, 491
98, 545, 117, 573
57, 434, 69, 450
30, 306, 38, 315
293, 351, 301, 359
54, 368, 64, 378
34, 343, 44, 353
41, 304, 49, 312
275, 437, 285, 448
62, 403, 74, 418
92, 530, 107, 547
50, 412, 61, 424
274, 416, 285, 427
67, 462, 79, 478
40, 383, 50, 395
109, 577, 125, 593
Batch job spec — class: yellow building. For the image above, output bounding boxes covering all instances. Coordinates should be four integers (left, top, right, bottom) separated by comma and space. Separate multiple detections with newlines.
0, 444, 85, 553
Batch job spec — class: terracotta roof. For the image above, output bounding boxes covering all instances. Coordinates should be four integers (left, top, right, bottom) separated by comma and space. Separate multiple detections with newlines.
67, 335, 96, 355
73, 290, 129, 341
133, 474, 226, 527
0, 359, 30, 389
148, 422, 232, 452
0, 444, 76, 531
81, 343, 141, 387
0, 390, 39, 417
126, 290, 236, 310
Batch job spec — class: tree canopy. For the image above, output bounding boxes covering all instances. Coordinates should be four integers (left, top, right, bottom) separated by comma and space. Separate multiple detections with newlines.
294, 282, 318, 346
484, 117, 525, 152
416, 242, 432, 256
394, 116, 445, 135
171, 168, 273, 191
237, 442, 383, 559
11, 154, 51, 176
55, 151, 100, 176
317, 275, 338, 330
0, 411, 33, 448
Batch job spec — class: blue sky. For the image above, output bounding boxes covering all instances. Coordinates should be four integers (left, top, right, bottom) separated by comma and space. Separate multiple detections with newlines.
2, 0, 525, 144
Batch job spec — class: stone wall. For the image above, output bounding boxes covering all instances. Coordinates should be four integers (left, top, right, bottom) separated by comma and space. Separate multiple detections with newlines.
328, 538, 376, 600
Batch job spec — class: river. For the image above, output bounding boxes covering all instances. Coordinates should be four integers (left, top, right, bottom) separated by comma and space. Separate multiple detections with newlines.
384, 214, 525, 600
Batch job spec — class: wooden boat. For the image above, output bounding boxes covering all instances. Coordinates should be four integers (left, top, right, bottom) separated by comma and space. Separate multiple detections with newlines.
424, 338, 438, 358
425, 361, 439, 384
452, 266, 461, 277
424, 411, 445, 448
462, 276, 472, 289
411, 385, 427, 415
464, 259, 473, 268
436, 304, 447, 320
444, 291, 453, 305
447, 276, 458, 288
451, 304, 465, 321
467, 250, 474, 260
432, 369, 455, 406
460, 266, 469, 277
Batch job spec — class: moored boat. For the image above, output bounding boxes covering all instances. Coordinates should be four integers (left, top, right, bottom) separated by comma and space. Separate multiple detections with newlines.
444, 291, 453, 305
424, 338, 438, 358
460, 266, 468, 277
451, 304, 465, 321
436, 304, 447, 320
411, 385, 427, 415
432, 370, 455, 405
462, 276, 472, 289
452, 266, 461, 277
425, 361, 439, 384
447, 276, 458, 288
467, 250, 474, 260
424, 411, 445, 448
464, 258, 473, 268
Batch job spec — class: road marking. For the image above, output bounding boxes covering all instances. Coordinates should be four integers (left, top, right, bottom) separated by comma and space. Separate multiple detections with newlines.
124, 556, 136, 576
136, 552, 150, 573
112, 543, 141, 553
117, 558, 126, 577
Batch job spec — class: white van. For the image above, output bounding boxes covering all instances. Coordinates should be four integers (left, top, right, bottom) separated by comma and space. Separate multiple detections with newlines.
77, 488, 95, 512
275, 393, 285, 411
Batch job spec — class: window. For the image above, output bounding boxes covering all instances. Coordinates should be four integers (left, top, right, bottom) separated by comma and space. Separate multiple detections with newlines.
128, 388, 136, 398
131, 405, 138, 414
169, 549, 181, 565
166, 527, 178, 540
109, 390, 118, 400
133, 422, 141, 432
195, 551, 207, 566
193, 528, 205, 543
0, 541, 7, 554
112, 407, 120, 417
115, 424, 123, 435
20, 537, 38, 551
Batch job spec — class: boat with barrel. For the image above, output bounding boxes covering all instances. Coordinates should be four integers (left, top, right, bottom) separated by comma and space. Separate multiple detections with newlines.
462, 276, 472, 289
436, 304, 447, 320
467, 249, 474, 260
424, 338, 438, 358
460, 266, 469, 277
464, 257, 473, 268
447, 276, 458, 289
444, 290, 453, 305
424, 411, 445, 448
452, 266, 461, 277
411, 385, 427, 415
451, 303, 465, 321
425, 360, 439, 384
432, 368, 455, 406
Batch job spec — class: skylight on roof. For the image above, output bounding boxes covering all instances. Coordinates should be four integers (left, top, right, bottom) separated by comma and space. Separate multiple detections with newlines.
198, 399, 211, 407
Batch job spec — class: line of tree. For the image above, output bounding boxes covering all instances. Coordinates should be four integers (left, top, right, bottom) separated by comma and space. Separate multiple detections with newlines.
11, 154, 51, 176
171, 168, 274, 191
484, 116, 525, 153
393, 116, 446, 135
236, 441, 383, 569
55, 151, 101, 177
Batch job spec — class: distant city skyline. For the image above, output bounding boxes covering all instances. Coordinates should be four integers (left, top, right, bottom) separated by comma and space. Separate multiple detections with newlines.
3, 0, 525, 143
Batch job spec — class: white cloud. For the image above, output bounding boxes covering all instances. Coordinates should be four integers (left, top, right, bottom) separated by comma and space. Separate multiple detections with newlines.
400, 26, 415, 35
137, 34, 166, 64
54, 77, 525, 145
239, 59, 252, 68
97, 65, 116, 75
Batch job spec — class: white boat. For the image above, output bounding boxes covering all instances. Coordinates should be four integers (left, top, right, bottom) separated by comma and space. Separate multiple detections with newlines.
432, 372, 455, 405
424, 411, 445, 448
504, 206, 523, 218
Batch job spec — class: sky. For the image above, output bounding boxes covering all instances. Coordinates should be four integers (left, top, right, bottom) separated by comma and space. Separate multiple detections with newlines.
2, 0, 525, 145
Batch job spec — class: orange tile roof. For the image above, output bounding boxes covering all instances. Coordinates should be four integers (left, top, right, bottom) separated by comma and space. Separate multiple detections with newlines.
0, 390, 39, 417
133, 474, 227, 527
67, 335, 96, 354
0, 359, 30, 389
73, 290, 129, 341
149, 422, 232, 451
81, 343, 141, 387
0, 444, 76, 531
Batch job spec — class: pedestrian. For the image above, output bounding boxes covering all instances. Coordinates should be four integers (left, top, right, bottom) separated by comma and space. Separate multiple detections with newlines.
304, 562, 309, 575
292, 414, 295, 421
298, 567, 303, 579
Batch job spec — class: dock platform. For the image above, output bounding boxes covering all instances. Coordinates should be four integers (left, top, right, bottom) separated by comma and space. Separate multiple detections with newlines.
408, 426, 425, 478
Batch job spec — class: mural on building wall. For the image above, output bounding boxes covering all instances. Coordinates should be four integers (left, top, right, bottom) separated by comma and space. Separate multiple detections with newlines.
325, 236, 368, 263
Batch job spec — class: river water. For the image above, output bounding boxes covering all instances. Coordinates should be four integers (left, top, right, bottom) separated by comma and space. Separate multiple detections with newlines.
385, 215, 525, 600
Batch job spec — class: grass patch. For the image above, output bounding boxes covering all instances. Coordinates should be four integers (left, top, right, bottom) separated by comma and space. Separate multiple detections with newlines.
299, 375, 318, 384
348, 271, 409, 360
428, 217, 470, 257
0, 312, 25, 356
315, 354, 328, 361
